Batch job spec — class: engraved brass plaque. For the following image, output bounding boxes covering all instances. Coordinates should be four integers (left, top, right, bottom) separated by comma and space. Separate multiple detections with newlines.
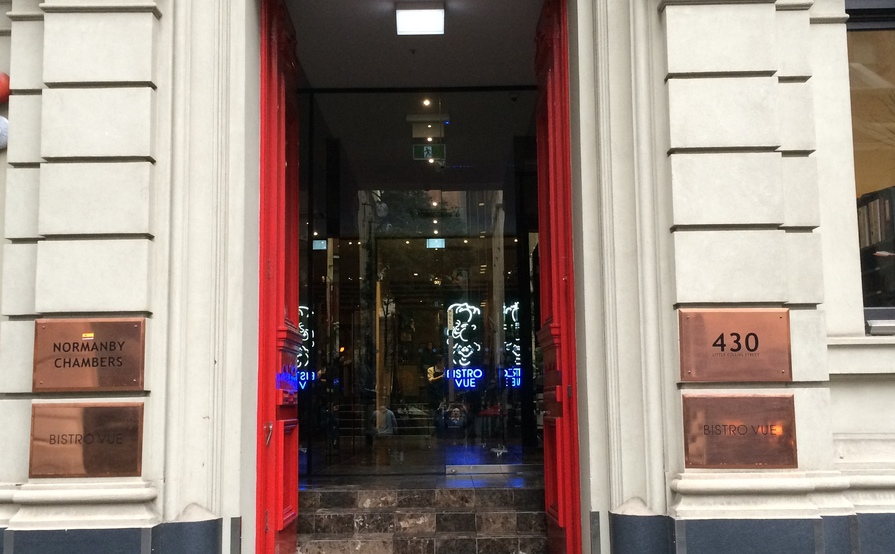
33, 318, 145, 392
679, 309, 791, 382
683, 394, 797, 469
30, 403, 144, 478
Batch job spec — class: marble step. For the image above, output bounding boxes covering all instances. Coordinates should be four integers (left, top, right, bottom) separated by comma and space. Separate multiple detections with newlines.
298, 508, 547, 536
300, 487, 545, 513
297, 485, 548, 553
297, 532, 548, 554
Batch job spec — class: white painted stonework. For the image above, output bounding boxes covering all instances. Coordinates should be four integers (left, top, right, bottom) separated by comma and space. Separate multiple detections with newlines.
785, 231, 825, 305
0, 320, 36, 393
776, 9, 812, 79
43, 12, 158, 85
782, 156, 820, 228
777, 82, 817, 153
41, 88, 155, 159
9, 18, 42, 90
1, 242, 36, 314
789, 308, 829, 382
664, 3, 776, 75
35, 239, 151, 312
670, 152, 783, 226
39, 162, 152, 236
668, 77, 780, 150
4, 166, 38, 238
673, 230, 787, 303
6, 94, 40, 164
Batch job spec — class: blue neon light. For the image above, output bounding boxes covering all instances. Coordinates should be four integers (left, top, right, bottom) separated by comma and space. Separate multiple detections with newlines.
444, 367, 483, 389
276, 364, 317, 392
503, 367, 522, 388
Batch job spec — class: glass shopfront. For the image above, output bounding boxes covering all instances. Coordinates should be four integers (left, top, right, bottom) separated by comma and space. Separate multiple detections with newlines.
294, 90, 543, 476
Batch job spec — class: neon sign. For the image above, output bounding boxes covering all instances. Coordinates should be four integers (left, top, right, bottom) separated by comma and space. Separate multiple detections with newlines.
297, 306, 313, 371
503, 367, 521, 388
503, 302, 522, 388
276, 306, 318, 393
276, 364, 317, 392
445, 367, 483, 389
447, 302, 481, 367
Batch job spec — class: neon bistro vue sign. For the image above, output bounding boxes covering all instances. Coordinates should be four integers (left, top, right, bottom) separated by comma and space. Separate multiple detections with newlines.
504, 367, 521, 388
276, 363, 316, 392
445, 367, 483, 389
446, 367, 521, 390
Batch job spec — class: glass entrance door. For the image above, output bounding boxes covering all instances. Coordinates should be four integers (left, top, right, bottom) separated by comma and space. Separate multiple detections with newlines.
295, 90, 541, 477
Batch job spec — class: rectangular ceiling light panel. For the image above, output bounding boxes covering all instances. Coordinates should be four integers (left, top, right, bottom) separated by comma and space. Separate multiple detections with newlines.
396, 2, 445, 35
412, 122, 444, 138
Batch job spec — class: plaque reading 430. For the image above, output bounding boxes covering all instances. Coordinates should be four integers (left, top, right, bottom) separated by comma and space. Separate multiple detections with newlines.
712, 332, 759, 353
678, 308, 791, 383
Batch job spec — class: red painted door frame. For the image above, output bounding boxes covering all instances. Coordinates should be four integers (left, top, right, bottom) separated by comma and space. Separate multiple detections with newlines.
255, 1, 582, 551
535, 0, 582, 552
258, 1, 301, 552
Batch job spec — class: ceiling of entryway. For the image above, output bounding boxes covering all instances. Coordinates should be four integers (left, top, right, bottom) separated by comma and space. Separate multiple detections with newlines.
288, 0, 545, 89
284, 0, 544, 197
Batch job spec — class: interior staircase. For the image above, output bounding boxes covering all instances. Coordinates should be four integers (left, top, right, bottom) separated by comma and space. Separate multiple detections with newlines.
296, 478, 547, 554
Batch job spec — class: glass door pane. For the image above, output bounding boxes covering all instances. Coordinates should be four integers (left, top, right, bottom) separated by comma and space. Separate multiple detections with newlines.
297, 91, 541, 477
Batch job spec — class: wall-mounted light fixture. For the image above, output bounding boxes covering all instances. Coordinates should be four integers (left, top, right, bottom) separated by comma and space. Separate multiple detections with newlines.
396, 2, 444, 35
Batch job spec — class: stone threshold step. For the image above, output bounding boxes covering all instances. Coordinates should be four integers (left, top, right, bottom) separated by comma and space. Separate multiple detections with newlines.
300, 511, 547, 536
299, 507, 546, 518
297, 534, 548, 554
302, 488, 545, 512
298, 532, 548, 539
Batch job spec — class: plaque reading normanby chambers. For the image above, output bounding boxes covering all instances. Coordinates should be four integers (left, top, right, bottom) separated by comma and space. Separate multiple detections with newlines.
33, 318, 145, 392
30, 403, 143, 478
683, 394, 797, 469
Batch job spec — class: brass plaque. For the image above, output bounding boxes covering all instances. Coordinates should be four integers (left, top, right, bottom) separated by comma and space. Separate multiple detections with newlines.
33, 318, 145, 392
30, 403, 144, 478
683, 394, 797, 469
679, 309, 791, 382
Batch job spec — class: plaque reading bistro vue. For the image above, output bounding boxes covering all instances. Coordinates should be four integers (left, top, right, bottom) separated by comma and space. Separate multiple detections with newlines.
33, 318, 145, 392
683, 394, 797, 469
30, 403, 143, 478
679, 308, 791, 382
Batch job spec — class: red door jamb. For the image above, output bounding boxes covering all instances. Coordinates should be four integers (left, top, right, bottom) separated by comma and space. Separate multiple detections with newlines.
258, 1, 301, 552
535, 0, 583, 552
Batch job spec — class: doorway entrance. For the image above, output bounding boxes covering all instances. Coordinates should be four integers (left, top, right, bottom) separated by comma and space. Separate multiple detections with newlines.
296, 89, 542, 478
257, 1, 582, 553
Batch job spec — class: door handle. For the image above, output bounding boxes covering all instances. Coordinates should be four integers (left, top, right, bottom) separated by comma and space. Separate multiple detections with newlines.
264, 422, 273, 446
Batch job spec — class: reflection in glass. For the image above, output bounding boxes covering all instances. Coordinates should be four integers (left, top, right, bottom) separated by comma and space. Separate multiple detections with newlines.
849, 30, 895, 197
296, 91, 541, 476
850, 31, 895, 306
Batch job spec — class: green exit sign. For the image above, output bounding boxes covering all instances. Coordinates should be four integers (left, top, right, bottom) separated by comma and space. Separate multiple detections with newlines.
412, 144, 445, 160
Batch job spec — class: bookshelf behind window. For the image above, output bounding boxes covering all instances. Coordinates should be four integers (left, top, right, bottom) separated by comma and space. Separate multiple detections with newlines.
859, 186, 895, 306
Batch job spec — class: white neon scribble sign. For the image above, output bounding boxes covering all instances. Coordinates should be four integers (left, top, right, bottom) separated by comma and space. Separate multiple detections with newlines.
503, 302, 522, 388
296, 306, 313, 370
447, 302, 482, 368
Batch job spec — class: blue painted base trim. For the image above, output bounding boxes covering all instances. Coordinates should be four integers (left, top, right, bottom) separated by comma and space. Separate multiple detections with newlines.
856, 512, 895, 554
682, 518, 818, 554
1, 519, 222, 554
3, 528, 149, 554
822, 515, 855, 554
152, 518, 223, 554
608, 512, 895, 554
609, 513, 674, 554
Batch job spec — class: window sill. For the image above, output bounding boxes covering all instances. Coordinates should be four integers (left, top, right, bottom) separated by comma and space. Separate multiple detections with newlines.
828, 336, 895, 375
